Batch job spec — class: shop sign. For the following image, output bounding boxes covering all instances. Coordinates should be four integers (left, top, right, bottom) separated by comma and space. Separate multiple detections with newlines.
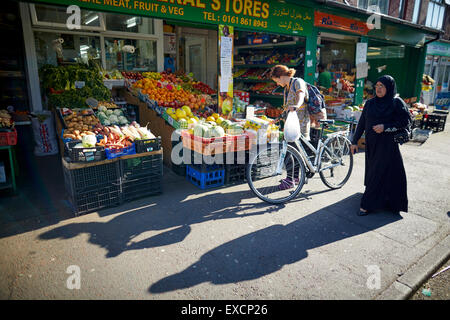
314, 11, 369, 35
427, 42, 450, 57
28, 0, 313, 36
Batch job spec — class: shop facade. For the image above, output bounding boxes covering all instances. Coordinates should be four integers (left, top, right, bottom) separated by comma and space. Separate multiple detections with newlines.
1, 0, 444, 212
422, 40, 450, 106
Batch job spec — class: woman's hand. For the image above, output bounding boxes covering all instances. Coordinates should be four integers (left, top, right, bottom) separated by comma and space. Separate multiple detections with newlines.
372, 124, 384, 134
350, 144, 358, 155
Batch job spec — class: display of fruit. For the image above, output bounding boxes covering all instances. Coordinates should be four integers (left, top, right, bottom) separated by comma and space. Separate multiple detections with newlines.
0, 110, 13, 128
121, 71, 144, 80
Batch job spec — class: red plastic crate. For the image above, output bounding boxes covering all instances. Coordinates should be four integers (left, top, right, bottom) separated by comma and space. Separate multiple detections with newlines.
181, 131, 254, 156
0, 128, 17, 146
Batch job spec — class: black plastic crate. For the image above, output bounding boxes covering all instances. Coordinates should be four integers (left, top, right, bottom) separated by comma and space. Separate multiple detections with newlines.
67, 183, 121, 216
122, 175, 162, 202
411, 118, 423, 129
120, 153, 163, 180
172, 164, 186, 176
422, 113, 447, 132
65, 140, 106, 163
63, 161, 120, 193
135, 136, 162, 153
225, 163, 247, 185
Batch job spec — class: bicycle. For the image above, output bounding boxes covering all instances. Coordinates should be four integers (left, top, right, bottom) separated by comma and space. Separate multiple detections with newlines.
246, 118, 353, 204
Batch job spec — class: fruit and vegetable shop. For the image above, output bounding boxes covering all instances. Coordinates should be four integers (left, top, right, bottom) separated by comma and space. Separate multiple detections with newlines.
0, 0, 444, 215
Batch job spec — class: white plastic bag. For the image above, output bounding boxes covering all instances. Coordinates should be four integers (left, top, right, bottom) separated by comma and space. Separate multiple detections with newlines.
284, 110, 301, 142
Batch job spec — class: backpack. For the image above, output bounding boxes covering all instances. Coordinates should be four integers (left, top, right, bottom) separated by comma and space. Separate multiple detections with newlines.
289, 78, 326, 114
305, 83, 326, 114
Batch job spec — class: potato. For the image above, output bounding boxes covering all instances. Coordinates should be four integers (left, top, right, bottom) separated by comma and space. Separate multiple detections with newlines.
63, 134, 76, 139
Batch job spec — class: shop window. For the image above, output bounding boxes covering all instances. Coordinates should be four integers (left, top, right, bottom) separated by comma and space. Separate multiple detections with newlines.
357, 0, 389, 14
30, 4, 104, 30
34, 31, 101, 68
104, 38, 157, 72
412, 0, 421, 24
104, 13, 154, 35
425, 0, 445, 30
367, 45, 405, 59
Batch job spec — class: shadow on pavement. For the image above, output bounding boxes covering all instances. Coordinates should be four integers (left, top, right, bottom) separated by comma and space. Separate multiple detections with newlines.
38, 187, 282, 258
148, 193, 402, 294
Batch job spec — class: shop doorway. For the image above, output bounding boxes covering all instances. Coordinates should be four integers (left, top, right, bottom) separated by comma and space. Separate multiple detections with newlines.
185, 36, 206, 83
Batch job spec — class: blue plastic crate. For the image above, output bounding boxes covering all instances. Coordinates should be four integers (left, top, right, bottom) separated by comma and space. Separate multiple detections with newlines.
105, 143, 136, 160
186, 164, 225, 190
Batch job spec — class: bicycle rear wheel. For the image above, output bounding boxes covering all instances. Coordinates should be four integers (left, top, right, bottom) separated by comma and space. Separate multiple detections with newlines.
319, 135, 353, 189
247, 144, 306, 204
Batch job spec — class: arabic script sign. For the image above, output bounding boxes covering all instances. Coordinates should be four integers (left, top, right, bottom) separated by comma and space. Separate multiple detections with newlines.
314, 11, 369, 35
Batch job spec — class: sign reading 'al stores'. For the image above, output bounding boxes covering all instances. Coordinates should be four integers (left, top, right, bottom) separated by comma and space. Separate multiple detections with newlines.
30, 0, 313, 36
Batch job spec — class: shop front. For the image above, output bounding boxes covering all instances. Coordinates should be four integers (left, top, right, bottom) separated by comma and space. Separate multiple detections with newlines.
2, 0, 444, 214
4, 0, 317, 215
422, 41, 450, 109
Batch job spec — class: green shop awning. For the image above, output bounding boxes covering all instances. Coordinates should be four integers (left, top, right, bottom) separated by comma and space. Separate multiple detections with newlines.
20, 0, 314, 36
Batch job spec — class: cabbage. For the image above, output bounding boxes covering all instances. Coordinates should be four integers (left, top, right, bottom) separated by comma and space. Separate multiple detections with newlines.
106, 109, 114, 116
118, 116, 128, 125
109, 115, 119, 123
103, 119, 111, 126
113, 109, 123, 116
97, 111, 106, 119
193, 123, 211, 137
98, 106, 108, 113
82, 134, 97, 148
205, 125, 225, 138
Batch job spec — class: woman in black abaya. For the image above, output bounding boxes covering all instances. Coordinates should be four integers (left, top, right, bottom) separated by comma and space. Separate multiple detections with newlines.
350, 75, 411, 216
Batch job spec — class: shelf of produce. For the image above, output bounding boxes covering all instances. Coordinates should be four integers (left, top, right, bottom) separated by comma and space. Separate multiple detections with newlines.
249, 93, 283, 99
235, 41, 302, 50
234, 63, 301, 69
234, 79, 272, 83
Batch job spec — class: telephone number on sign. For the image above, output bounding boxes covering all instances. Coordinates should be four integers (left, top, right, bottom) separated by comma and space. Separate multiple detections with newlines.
221, 15, 268, 28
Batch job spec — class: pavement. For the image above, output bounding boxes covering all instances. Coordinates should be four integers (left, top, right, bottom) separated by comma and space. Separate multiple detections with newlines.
0, 121, 449, 300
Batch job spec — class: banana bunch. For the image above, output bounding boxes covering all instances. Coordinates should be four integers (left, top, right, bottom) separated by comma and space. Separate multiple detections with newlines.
0, 110, 13, 128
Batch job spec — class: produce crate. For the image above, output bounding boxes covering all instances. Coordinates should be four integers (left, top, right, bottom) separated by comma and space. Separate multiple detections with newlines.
120, 152, 163, 180
422, 113, 447, 133
225, 163, 247, 185
411, 118, 423, 129
171, 134, 186, 176
181, 131, 253, 156
62, 160, 121, 216
105, 143, 136, 160
121, 174, 162, 202
186, 164, 225, 190
135, 136, 162, 153
0, 128, 17, 146
66, 183, 121, 216
63, 160, 120, 192
65, 140, 106, 163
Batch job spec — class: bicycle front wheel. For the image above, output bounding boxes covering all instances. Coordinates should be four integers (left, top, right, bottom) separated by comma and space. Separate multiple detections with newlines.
319, 135, 353, 189
247, 144, 306, 204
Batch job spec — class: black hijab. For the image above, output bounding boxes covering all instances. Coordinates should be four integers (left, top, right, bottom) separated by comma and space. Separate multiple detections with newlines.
370, 75, 397, 117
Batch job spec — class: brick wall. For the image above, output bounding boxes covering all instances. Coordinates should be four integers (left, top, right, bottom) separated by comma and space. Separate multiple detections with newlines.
389, 0, 401, 17
443, 7, 450, 41
418, 0, 430, 25
403, 0, 416, 21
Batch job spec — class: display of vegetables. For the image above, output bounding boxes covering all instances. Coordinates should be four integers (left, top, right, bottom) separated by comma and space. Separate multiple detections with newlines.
96, 106, 129, 126
62, 109, 101, 141
96, 122, 155, 149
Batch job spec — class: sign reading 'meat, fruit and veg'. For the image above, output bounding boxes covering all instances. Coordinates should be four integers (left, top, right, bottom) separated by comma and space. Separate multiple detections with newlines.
29, 0, 313, 36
